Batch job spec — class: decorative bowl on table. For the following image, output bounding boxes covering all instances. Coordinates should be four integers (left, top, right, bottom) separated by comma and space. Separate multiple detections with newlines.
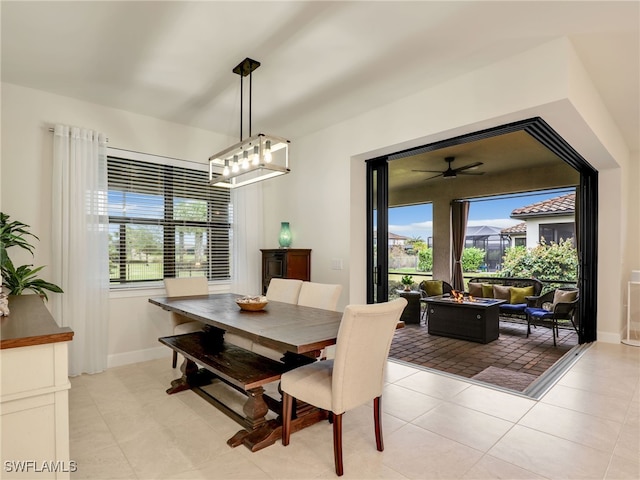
236, 295, 268, 311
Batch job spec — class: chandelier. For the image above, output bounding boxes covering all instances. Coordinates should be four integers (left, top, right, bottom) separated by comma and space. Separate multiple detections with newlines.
209, 58, 290, 189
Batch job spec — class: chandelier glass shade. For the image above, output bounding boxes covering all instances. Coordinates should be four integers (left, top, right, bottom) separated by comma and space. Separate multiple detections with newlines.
209, 58, 290, 189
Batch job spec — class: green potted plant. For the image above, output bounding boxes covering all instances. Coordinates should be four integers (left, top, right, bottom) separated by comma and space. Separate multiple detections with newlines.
401, 275, 414, 291
1, 212, 63, 301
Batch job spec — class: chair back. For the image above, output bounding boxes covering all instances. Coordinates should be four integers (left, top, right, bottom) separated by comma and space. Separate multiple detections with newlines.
552, 287, 579, 318
331, 298, 407, 414
164, 277, 209, 329
265, 278, 303, 304
419, 280, 453, 297
164, 277, 209, 297
297, 282, 342, 311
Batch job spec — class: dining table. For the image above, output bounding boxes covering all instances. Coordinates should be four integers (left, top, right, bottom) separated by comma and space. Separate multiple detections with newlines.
149, 292, 344, 452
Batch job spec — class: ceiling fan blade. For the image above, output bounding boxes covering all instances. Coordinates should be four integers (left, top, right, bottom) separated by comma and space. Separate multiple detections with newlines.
423, 173, 444, 181
412, 169, 445, 173
458, 171, 485, 176
452, 162, 483, 173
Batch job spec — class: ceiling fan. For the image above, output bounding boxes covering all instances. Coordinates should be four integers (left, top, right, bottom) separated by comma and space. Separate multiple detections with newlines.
413, 156, 484, 180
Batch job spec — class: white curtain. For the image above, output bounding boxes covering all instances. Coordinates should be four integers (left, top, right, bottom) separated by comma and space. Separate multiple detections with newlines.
231, 183, 264, 296
51, 125, 109, 376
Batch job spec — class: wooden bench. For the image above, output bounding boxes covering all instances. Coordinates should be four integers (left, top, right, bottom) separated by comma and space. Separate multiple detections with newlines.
159, 331, 289, 436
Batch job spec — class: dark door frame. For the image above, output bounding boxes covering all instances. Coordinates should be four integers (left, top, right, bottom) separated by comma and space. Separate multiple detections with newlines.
365, 117, 597, 343
366, 157, 390, 304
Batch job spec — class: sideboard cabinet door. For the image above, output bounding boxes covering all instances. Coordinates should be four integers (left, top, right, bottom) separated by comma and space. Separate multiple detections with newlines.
261, 249, 311, 294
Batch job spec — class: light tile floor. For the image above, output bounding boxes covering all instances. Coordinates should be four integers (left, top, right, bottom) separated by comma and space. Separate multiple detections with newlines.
69, 342, 639, 479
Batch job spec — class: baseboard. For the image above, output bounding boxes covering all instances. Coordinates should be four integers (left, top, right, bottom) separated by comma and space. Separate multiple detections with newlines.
597, 330, 622, 344
107, 346, 170, 368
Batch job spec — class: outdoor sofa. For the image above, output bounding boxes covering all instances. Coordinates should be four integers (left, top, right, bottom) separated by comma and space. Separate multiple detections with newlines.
466, 277, 544, 318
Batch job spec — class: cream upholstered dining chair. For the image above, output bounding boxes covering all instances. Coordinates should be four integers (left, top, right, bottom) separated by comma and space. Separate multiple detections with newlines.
265, 278, 303, 304
297, 282, 343, 360
164, 277, 208, 368
297, 281, 342, 311
253, 281, 343, 362
280, 298, 407, 476
253, 278, 303, 362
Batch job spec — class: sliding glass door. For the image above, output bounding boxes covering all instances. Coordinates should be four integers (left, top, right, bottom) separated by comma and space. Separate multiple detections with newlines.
364, 118, 597, 343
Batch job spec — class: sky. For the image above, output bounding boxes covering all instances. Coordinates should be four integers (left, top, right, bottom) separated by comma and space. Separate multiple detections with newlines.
388, 188, 574, 241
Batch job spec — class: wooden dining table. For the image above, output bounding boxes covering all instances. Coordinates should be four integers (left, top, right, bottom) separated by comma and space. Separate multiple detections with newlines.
149, 293, 344, 451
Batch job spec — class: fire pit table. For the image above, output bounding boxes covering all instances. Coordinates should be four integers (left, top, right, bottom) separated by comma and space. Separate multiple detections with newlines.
425, 295, 506, 343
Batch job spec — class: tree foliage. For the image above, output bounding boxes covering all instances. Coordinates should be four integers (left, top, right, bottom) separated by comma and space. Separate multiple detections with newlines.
417, 246, 486, 273
461, 247, 485, 272
417, 247, 433, 272
406, 236, 427, 252
499, 238, 578, 281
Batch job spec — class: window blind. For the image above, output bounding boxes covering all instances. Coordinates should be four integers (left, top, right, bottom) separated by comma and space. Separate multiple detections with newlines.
107, 155, 231, 284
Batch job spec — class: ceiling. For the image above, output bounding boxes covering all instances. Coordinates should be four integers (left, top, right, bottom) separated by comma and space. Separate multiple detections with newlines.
2, 1, 638, 155
1, 2, 637, 195
388, 130, 572, 191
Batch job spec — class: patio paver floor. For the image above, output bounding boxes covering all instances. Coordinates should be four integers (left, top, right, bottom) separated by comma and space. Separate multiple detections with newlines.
389, 316, 579, 391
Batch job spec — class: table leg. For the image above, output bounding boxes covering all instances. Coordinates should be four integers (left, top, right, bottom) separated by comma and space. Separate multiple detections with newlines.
166, 358, 213, 394
228, 408, 329, 452
242, 386, 269, 429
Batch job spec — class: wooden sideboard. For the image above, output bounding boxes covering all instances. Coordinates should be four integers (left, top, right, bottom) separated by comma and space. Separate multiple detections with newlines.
1, 295, 74, 479
260, 249, 311, 295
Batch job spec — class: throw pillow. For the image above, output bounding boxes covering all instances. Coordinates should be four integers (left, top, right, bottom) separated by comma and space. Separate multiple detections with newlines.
423, 280, 443, 296
493, 284, 511, 301
510, 286, 534, 304
552, 289, 578, 308
481, 284, 494, 298
468, 282, 483, 297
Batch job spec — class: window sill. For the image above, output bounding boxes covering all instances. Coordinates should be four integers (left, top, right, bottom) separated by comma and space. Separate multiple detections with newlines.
109, 281, 232, 299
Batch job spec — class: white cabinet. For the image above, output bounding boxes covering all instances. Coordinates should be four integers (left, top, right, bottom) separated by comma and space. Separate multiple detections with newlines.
1, 295, 74, 479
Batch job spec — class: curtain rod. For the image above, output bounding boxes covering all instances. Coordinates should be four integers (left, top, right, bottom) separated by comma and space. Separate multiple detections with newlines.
48, 127, 109, 142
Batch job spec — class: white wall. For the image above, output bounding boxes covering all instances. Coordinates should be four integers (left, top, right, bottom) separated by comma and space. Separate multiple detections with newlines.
264, 38, 634, 343
1, 83, 234, 366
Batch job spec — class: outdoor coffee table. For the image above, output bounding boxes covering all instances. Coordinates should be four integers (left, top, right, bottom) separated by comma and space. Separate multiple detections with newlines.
425, 295, 506, 343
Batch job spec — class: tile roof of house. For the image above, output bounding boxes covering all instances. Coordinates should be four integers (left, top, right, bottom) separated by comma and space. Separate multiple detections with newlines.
511, 192, 575, 218
501, 222, 527, 235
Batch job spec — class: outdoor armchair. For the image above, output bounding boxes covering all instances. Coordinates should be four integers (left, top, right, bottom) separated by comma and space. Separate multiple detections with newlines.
419, 280, 453, 322
524, 287, 579, 346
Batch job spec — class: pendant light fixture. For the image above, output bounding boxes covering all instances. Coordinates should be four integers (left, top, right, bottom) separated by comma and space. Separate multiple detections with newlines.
209, 58, 290, 189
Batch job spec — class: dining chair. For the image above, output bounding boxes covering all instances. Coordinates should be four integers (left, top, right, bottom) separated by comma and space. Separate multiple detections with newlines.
280, 298, 407, 476
297, 281, 342, 310
164, 277, 209, 368
265, 278, 304, 304
252, 278, 306, 362
253, 281, 342, 363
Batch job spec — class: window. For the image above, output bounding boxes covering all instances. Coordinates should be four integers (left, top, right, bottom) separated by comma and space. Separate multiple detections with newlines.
107, 152, 231, 285
514, 237, 526, 247
539, 222, 575, 245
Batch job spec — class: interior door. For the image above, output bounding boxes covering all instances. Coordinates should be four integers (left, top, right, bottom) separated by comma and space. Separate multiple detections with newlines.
367, 157, 389, 304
